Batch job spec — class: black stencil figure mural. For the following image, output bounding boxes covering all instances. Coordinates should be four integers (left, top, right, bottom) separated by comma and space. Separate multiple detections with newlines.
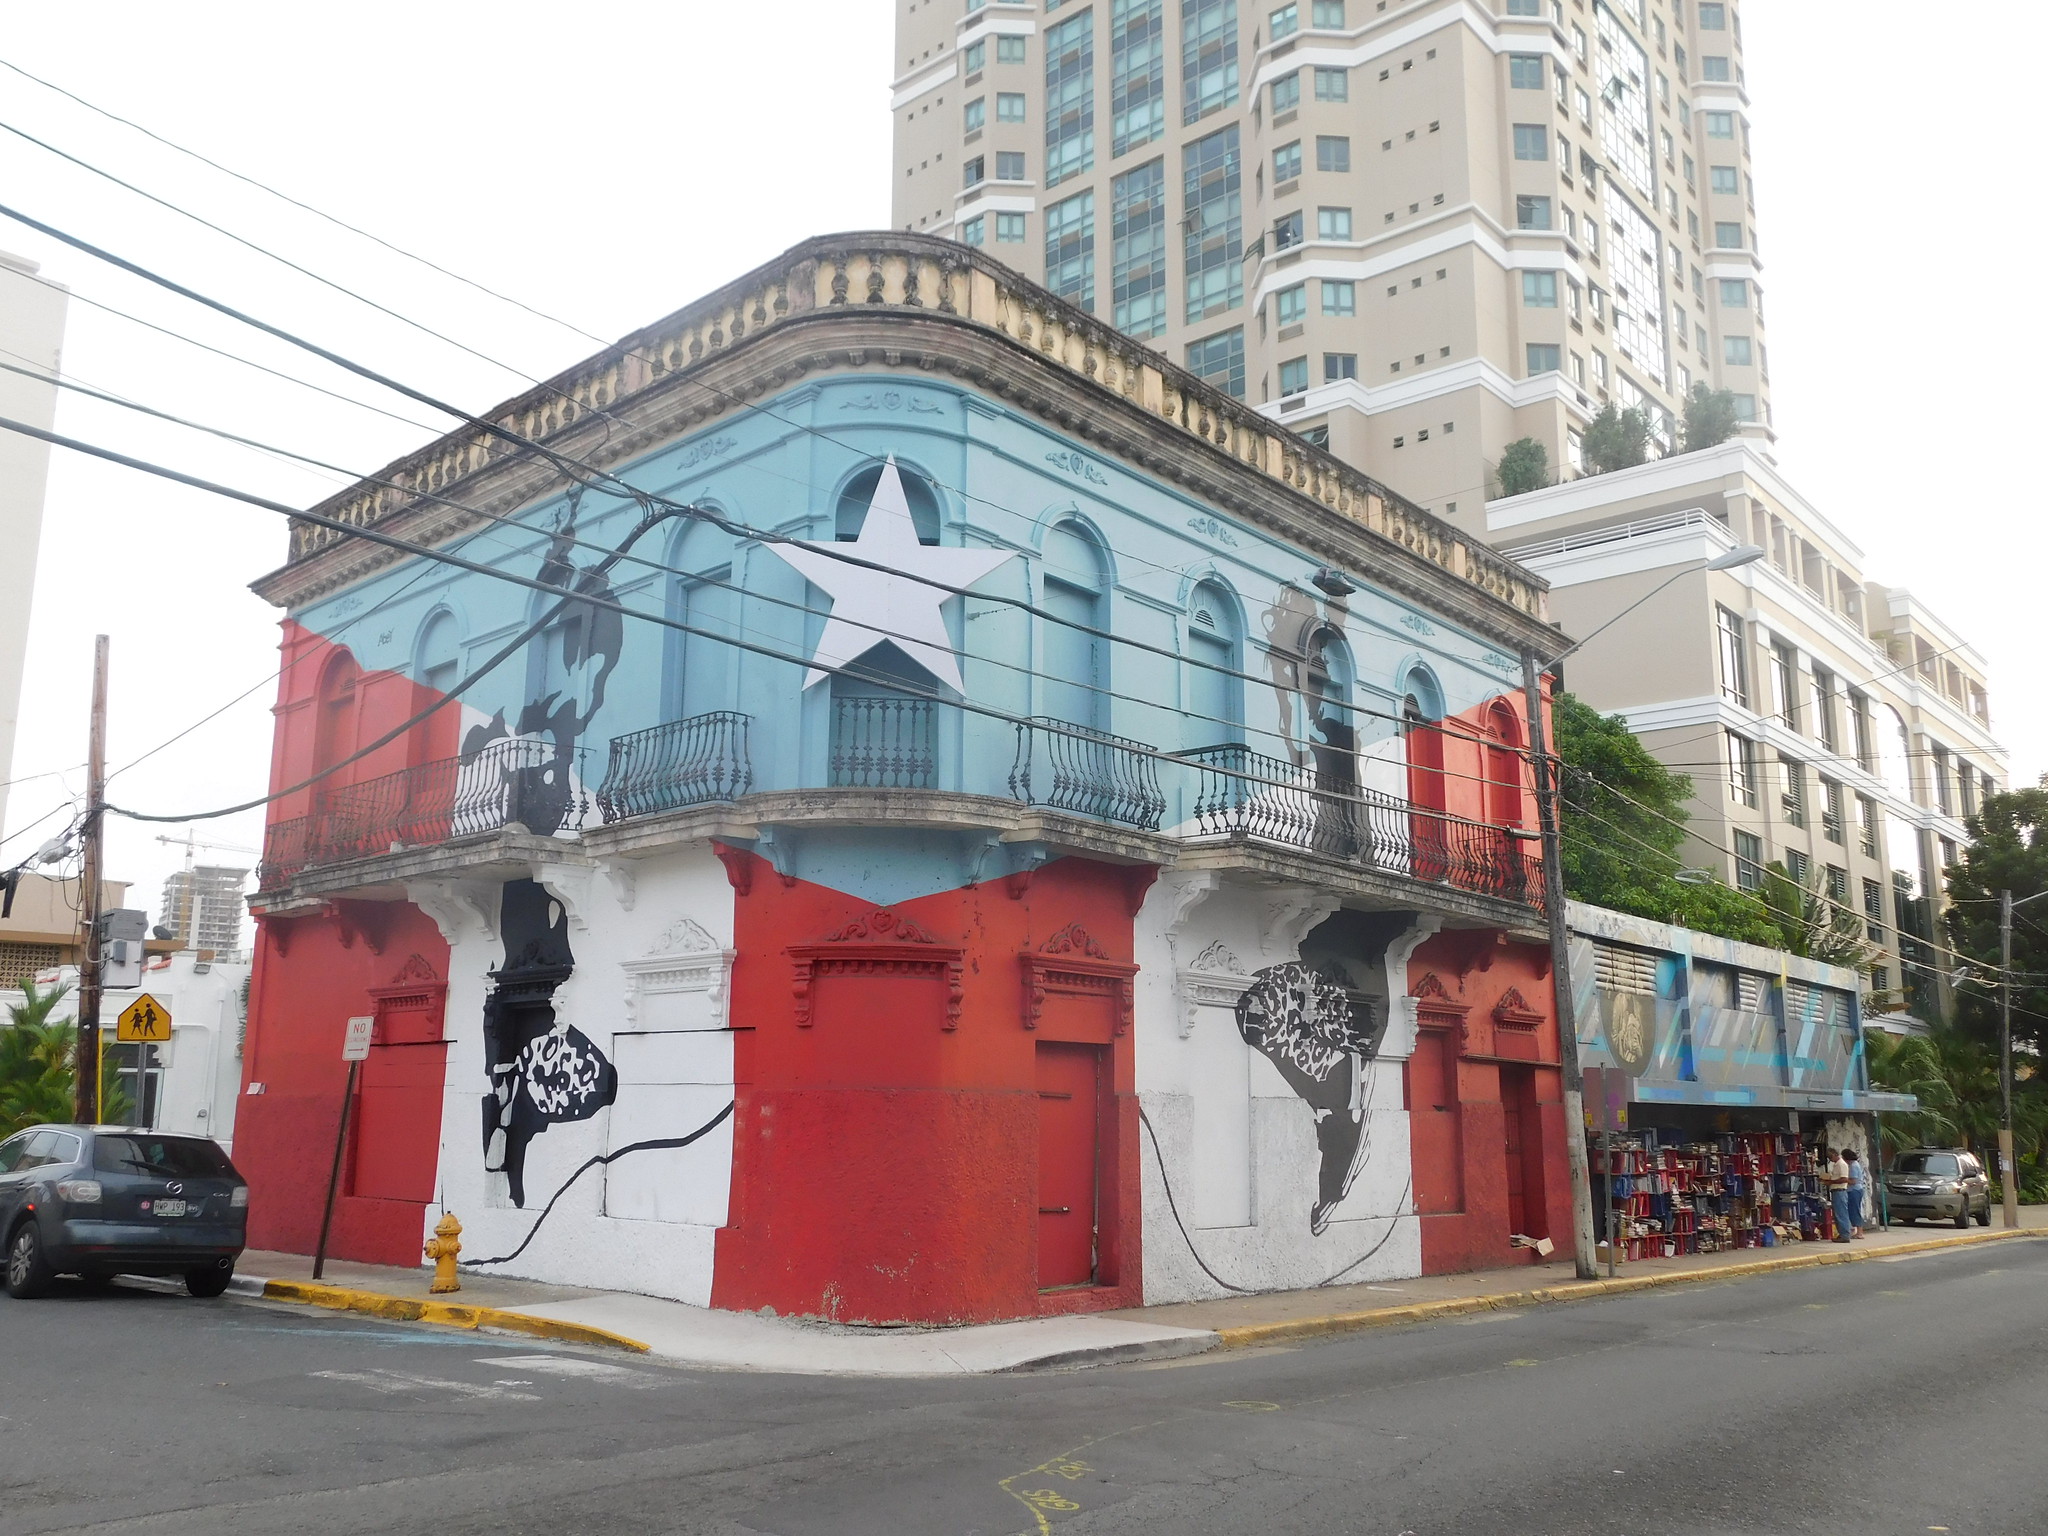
462, 491, 631, 837
481, 879, 617, 1207
1235, 960, 1386, 1235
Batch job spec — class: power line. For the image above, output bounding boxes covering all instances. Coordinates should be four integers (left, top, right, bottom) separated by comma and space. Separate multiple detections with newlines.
0, 55, 606, 348
0, 116, 629, 431
0, 412, 1558, 851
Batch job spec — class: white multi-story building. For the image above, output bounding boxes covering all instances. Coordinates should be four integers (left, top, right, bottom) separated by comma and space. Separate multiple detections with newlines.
1489, 441, 2006, 1021
158, 864, 250, 959
0, 249, 68, 834
892, 0, 1768, 516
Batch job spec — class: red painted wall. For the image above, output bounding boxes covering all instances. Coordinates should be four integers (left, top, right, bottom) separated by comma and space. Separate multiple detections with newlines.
1404, 933, 1573, 1276
238, 623, 459, 1267
710, 850, 1148, 1325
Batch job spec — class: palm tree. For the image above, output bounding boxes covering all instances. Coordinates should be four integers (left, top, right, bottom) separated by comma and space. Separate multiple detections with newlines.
1, 981, 130, 1136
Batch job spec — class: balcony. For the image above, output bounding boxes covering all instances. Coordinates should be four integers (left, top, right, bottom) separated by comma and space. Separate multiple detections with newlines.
1009, 718, 1167, 831
831, 696, 936, 790
598, 711, 753, 823
1180, 744, 1544, 910
257, 739, 588, 891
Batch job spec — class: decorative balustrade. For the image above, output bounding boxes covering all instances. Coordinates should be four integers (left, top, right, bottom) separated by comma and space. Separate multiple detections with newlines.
1181, 743, 1543, 909
598, 711, 753, 823
1010, 718, 1168, 830
254, 740, 588, 890
830, 696, 936, 789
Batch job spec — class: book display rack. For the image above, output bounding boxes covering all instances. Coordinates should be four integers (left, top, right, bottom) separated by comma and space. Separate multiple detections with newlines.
1601, 1130, 1836, 1261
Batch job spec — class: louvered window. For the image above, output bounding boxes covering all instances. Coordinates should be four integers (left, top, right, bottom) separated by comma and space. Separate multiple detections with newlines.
1735, 974, 1765, 1012
1594, 942, 1659, 996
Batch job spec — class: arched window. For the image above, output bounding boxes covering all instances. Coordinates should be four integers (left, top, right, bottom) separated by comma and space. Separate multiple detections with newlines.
1484, 701, 1525, 828
313, 649, 360, 773
837, 462, 942, 545
662, 521, 737, 720
415, 611, 463, 698
1402, 671, 1451, 881
1305, 627, 1359, 853
1040, 521, 1109, 730
1186, 580, 1243, 744
829, 642, 936, 789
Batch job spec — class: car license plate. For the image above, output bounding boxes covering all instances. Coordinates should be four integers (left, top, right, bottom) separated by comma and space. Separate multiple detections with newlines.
154, 1198, 188, 1218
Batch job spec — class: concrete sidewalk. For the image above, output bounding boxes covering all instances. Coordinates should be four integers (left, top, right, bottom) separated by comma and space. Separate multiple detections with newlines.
217, 1211, 2046, 1375
224, 1249, 1218, 1375
1115, 1207, 2048, 1346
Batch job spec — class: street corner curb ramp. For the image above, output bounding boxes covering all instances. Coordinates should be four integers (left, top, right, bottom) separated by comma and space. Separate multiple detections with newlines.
1210, 1226, 2048, 1351
240, 1276, 651, 1354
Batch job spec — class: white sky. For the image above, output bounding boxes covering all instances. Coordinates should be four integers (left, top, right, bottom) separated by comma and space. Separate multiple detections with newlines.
0, 2, 2037, 930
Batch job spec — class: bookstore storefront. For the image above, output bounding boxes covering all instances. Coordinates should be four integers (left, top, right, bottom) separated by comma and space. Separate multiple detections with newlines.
1567, 904, 1917, 1260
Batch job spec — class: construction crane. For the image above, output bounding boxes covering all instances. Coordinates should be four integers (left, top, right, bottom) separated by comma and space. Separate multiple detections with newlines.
155, 831, 260, 870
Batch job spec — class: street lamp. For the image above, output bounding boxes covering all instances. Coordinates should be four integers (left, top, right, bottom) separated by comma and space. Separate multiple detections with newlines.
1520, 537, 1766, 1280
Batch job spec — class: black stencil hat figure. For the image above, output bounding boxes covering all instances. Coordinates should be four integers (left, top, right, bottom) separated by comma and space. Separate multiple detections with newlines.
1234, 961, 1383, 1234
481, 879, 617, 1208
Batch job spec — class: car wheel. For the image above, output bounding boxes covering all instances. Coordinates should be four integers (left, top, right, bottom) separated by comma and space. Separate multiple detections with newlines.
1954, 1203, 1971, 1230
1976, 1202, 1992, 1227
5, 1224, 55, 1300
185, 1263, 234, 1299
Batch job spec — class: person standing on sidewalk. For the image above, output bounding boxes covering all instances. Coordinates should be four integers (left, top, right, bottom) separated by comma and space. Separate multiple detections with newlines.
1823, 1147, 1853, 1243
1844, 1149, 1869, 1238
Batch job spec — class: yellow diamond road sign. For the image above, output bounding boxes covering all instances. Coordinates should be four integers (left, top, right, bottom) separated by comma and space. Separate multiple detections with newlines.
116, 993, 171, 1043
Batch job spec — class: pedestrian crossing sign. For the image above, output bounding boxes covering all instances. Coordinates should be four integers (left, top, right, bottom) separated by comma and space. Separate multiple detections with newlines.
117, 993, 172, 1042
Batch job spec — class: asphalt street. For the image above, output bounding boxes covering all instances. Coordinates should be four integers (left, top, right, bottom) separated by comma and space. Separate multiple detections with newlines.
2, 1239, 2043, 1536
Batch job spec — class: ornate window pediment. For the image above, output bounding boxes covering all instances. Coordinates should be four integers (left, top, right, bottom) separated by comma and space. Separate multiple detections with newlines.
787, 908, 965, 1030
621, 917, 737, 1030
1411, 970, 1472, 1037
1175, 939, 1253, 1039
1492, 986, 1547, 1031
1021, 924, 1139, 1035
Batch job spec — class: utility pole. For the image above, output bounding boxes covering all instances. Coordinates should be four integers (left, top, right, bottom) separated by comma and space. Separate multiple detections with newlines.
1523, 650, 1599, 1280
74, 634, 109, 1125
2000, 888, 2017, 1231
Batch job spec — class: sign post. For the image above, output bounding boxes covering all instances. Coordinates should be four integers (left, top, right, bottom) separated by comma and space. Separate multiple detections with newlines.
115, 994, 173, 1128
313, 1017, 375, 1281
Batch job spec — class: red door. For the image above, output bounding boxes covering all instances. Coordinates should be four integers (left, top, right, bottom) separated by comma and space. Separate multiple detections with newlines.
1501, 1067, 1546, 1240
349, 1043, 447, 1204
1036, 1042, 1103, 1290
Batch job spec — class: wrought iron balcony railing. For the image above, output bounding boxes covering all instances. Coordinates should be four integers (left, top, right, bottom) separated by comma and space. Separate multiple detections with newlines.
1181, 743, 1542, 909
1010, 718, 1167, 830
255, 739, 588, 890
598, 711, 753, 823
830, 696, 936, 789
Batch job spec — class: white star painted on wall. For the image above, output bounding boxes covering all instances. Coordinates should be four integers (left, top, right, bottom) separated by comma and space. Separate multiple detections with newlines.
766, 458, 1015, 693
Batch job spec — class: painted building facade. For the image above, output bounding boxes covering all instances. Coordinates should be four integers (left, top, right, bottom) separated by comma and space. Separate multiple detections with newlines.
239, 235, 1570, 1322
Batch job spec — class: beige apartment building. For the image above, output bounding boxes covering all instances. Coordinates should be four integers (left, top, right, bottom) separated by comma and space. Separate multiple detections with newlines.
891, 0, 1767, 517
1487, 441, 2005, 1022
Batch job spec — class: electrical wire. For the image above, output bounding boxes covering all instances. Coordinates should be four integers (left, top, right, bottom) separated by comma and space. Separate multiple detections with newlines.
0, 117, 632, 432
0, 412, 1568, 849
0, 172, 1547, 758
3, 350, 1559, 794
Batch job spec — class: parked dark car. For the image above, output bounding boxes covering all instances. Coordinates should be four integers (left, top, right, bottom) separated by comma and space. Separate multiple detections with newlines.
0, 1126, 247, 1298
1885, 1148, 1992, 1229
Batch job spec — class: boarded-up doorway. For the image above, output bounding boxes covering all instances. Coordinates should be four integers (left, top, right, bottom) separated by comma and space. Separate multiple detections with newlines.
1036, 1041, 1105, 1290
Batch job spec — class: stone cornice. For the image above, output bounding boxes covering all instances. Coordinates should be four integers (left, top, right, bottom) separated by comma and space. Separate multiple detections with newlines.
252, 235, 1548, 647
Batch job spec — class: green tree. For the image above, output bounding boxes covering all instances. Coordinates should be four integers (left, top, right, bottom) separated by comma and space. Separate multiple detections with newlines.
1943, 787, 2048, 1058
1864, 1025, 2048, 1196
1496, 437, 1551, 498
1580, 404, 1653, 474
1680, 383, 1741, 453
0, 981, 129, 1136
1756, 862, 1874, 969
1552, 692, 1781, 946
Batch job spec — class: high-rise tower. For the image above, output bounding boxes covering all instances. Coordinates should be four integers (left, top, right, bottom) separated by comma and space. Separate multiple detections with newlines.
892, 0, 1767, 515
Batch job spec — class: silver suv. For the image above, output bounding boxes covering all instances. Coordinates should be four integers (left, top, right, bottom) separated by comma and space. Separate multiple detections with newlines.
1885, 1148, 1992, 1229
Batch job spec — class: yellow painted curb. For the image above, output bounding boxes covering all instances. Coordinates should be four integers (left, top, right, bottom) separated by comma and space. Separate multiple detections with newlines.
256, 1278, 651, 1354
1212, 1227, 2047, 1349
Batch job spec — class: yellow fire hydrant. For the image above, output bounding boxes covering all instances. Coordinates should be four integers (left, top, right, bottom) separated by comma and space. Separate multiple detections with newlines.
424, 1212, 463, 1294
